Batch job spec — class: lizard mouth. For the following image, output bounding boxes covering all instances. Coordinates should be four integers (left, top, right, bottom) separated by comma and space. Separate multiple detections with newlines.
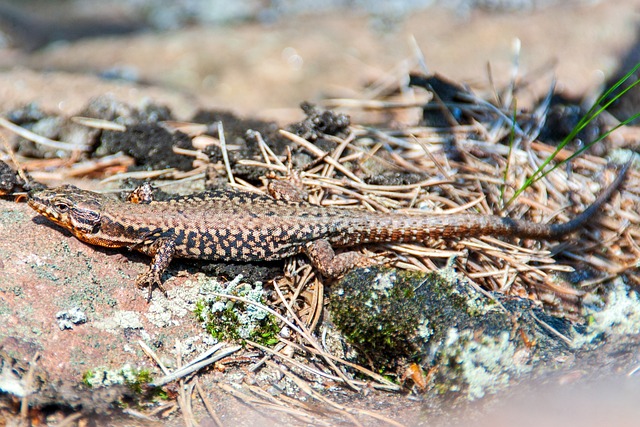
27, 192, 62, 222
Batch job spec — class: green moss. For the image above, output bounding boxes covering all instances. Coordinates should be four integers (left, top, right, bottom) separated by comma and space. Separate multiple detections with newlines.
82, 364, 152, 392
198, 300, 240, 341
81, 365, 167, 400
196, 278, 280, 346
82, 370, 95, 388
329, 266, 494, 369
329, 268, 447, 369
128, 369, 153, 394
329, 265, 573, 398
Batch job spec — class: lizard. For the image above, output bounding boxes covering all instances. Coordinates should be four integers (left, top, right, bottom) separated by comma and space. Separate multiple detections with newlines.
26, 161, 630, 300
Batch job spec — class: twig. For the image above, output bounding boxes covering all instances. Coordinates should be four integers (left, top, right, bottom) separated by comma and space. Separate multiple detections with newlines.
151, 345, 242, 387
219, 121, 235, 185
0, 117, 91, 151
219, 382, 332, 425
138, 340, 170, 374
279, 129, 362, 182
20, 352, 40, 422
71, 116, 126, 131
195, 379, 224, 427
268, 361, 407, 427
56, 413, 84, 427
530, 312, 573, 346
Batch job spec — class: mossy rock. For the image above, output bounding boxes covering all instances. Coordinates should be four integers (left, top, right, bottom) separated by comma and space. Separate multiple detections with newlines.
329, 267, 575, 397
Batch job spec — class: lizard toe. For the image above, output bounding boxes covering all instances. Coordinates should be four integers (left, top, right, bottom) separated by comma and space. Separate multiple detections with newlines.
135, 270, 165, 302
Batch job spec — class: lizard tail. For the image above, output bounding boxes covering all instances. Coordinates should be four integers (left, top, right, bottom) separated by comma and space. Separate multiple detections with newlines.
338, 161, 630, 245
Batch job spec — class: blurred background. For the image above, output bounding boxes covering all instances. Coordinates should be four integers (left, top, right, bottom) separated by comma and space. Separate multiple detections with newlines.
0, 0, 636, 122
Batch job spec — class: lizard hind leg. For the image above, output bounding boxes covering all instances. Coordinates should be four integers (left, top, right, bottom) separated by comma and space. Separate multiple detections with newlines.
303, 239, 371, 278
267, 177, 308, 202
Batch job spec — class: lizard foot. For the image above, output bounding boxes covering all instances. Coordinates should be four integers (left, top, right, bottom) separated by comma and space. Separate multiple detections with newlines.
135, 270, 167, 302
304, 239, 372, 278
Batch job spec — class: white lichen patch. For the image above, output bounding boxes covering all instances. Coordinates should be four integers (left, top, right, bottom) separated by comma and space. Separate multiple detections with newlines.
442, 328, 531, 400
574, 279, 640, 348
198, 274, 272, 340
417, 317, 432, 339
55, 307, 87, 330
93, 310, 143, 333
0, 360, 29, 397
372, 270, 395, 291
172, 334, 217, 357
360, 269, 397, 312
436, 266, 496, 316
609, 148, 637, 167
83, 364, 143, 388
145, 276, 201, 327
16, 253, 45, 267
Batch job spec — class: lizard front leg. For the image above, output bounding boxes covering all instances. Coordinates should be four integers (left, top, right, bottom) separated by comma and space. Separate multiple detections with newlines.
303, 239, 370, 278
135, 237, 176, 301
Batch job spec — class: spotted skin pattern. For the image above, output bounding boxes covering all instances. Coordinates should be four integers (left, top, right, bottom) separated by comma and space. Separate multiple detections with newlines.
27, 162, 629, 300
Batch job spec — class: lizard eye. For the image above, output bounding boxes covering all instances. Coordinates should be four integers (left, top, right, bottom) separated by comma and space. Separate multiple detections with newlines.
54, 202, 69, 213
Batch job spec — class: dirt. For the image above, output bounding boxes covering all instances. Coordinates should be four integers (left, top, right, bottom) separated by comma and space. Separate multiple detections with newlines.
1, 1, 640, 426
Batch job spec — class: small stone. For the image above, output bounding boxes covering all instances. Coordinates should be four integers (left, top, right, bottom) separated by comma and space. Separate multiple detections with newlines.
55, 307, 87, 330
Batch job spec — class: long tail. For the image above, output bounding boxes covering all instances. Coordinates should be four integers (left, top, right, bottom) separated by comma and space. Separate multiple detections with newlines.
514, 160, 630, 238
337, 161, 631, 245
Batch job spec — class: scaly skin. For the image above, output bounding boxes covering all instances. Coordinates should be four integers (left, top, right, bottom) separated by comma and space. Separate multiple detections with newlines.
27, 162, 629, 299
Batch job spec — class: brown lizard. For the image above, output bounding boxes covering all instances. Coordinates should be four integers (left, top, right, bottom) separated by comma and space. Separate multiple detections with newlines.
27, 162, 629, 299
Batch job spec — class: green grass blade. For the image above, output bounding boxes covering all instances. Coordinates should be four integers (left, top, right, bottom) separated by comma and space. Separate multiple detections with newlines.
501, 102, 518, 205
506, 61, 640, 206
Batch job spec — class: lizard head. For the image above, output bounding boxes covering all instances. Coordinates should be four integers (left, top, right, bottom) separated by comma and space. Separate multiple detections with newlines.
28, 185, 103, 235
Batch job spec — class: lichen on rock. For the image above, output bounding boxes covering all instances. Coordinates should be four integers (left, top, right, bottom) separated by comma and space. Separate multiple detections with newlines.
195, 275, 280, 345
574, 279, 640, 347
329, 266, 575, 398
